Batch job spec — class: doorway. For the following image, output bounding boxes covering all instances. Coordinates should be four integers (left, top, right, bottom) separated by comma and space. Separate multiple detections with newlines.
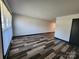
69, 18, 79, 46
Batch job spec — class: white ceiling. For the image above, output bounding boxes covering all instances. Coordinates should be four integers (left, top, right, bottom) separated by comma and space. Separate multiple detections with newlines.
7, 0, 79, 20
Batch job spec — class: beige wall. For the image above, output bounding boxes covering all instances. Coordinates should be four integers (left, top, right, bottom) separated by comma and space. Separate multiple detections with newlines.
55, 14, 79, 42
13, 14, 55, 36
49, 20, 56, 32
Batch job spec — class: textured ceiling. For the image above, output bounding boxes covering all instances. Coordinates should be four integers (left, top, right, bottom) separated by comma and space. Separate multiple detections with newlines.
6, 0, 79, 20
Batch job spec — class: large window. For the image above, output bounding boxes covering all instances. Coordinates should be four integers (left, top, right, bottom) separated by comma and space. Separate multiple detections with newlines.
1, 1, 12, 31
1, 0, 13, 55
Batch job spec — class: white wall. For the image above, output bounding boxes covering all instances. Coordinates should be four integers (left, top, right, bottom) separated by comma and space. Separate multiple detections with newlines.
55, 14, 79, 42
13, 14, 55, 36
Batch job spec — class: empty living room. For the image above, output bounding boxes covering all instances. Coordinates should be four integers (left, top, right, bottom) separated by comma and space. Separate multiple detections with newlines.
0, 0, 79, 59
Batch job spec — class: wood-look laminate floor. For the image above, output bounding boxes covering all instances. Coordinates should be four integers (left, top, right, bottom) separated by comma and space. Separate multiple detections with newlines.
8, 33, 79, 59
